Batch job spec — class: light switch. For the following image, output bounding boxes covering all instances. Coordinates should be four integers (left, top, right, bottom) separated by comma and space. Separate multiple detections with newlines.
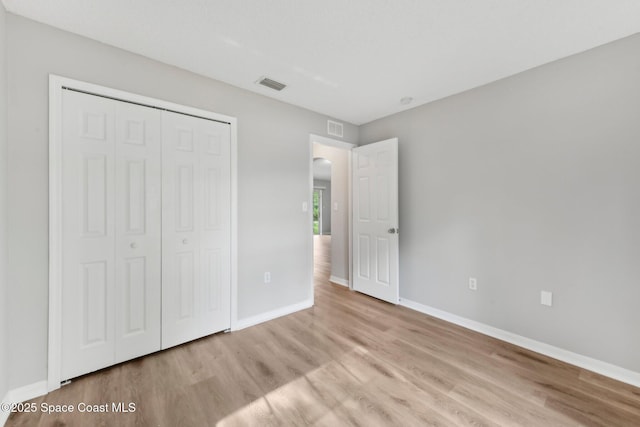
302, 201, 308, 212
541, 291, 553, 307
333, 202, 338, 211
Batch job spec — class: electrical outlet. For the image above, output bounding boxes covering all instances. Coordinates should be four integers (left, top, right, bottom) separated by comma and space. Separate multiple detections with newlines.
541, 291, 552, 307
264, 272, 271, 284
469, 277, 477, 291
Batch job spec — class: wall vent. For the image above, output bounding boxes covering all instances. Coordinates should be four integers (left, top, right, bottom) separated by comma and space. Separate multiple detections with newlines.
256, 76, 287, 91
327, 120, 344, 138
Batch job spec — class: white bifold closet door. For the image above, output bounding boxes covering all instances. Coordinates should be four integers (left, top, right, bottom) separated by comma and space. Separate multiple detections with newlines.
61, 90, 162, 380
161, 110, 231, 349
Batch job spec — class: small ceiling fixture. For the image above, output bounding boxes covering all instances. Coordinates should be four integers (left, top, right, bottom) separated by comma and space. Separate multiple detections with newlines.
256, 76, 287, 91
400, 97, 413, 105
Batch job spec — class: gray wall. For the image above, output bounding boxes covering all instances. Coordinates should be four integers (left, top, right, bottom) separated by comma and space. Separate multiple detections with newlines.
0, 1, 9, 401
313, 144, 349, 282
313, 179, 332, 235
5, 14, 358, 389
360, 34, 640, 373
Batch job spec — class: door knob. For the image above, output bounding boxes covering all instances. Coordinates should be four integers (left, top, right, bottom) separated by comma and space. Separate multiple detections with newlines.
387, 228, 399, 234
130, 242, 138, 249
182, 238, 189, 244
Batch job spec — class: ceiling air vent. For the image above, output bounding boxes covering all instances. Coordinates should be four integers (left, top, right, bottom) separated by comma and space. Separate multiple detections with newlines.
327, 120, 344, 138
256, 76, 286, 91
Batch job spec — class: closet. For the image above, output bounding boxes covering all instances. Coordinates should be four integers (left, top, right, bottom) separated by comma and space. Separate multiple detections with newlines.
59, 89, 231, 380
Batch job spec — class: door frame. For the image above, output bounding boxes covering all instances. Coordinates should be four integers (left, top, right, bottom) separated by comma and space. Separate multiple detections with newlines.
48, 75, 238, 392
308, 134, 356, 302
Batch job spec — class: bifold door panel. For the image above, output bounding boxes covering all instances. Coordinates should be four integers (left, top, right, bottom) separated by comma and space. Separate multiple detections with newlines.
114, 101, 163, 364
61, 91, 120, 380
161, 111, 231, 349
60, 89, 231, 380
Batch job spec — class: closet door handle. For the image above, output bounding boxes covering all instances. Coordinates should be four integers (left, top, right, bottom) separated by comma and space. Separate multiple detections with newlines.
182, 238, 189, 245
130, 242, 138, 249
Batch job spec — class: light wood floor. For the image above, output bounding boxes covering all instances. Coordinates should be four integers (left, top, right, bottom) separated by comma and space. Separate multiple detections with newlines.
8, 235, 640, 426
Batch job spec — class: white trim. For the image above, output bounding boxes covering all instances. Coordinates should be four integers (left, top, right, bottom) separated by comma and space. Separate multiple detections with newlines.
233, 298, 313, 331
4, 381, 47, 403
48, 76, 63, 393
48, 75, 239, 392
1, 381, 48, 425
308, 139, 315, 305
310, 133, 356, 150
399, 298, 640, 388
49, 76, 236, 123
229, 112, 239, 332
347, 149, 353, 290
329, 275, 349, 287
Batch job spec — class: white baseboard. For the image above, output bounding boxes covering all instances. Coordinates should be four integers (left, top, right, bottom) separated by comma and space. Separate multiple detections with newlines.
399, 298, 640, 389
1, 380, 48, 426
233, 298, 313, 331
329, 275, 349, 287
5, 380, 48, 404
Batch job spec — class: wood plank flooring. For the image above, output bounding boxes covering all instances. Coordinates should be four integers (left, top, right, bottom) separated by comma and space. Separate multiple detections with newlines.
7, 235, 640, 426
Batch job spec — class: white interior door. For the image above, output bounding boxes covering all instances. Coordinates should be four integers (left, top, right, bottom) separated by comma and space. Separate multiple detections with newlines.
114, 101, 162, 364
61, 90, 116, 379
61, 90, 162, 379
352, 138, 399, 303
161, 110, 231, 349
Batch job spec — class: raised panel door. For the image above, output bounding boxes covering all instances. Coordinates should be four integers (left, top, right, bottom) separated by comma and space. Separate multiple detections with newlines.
161, 111, 231, 349
114, 101, 162, 363
352, 138, 399, 304
61, 90, 116, 380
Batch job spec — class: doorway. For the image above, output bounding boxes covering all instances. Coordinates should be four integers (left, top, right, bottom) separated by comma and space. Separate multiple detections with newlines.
309, 134, 355, 294
313, 158, 331, 236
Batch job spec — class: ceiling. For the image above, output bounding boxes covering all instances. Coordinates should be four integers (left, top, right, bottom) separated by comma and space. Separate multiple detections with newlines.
3, 1, 640, 125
